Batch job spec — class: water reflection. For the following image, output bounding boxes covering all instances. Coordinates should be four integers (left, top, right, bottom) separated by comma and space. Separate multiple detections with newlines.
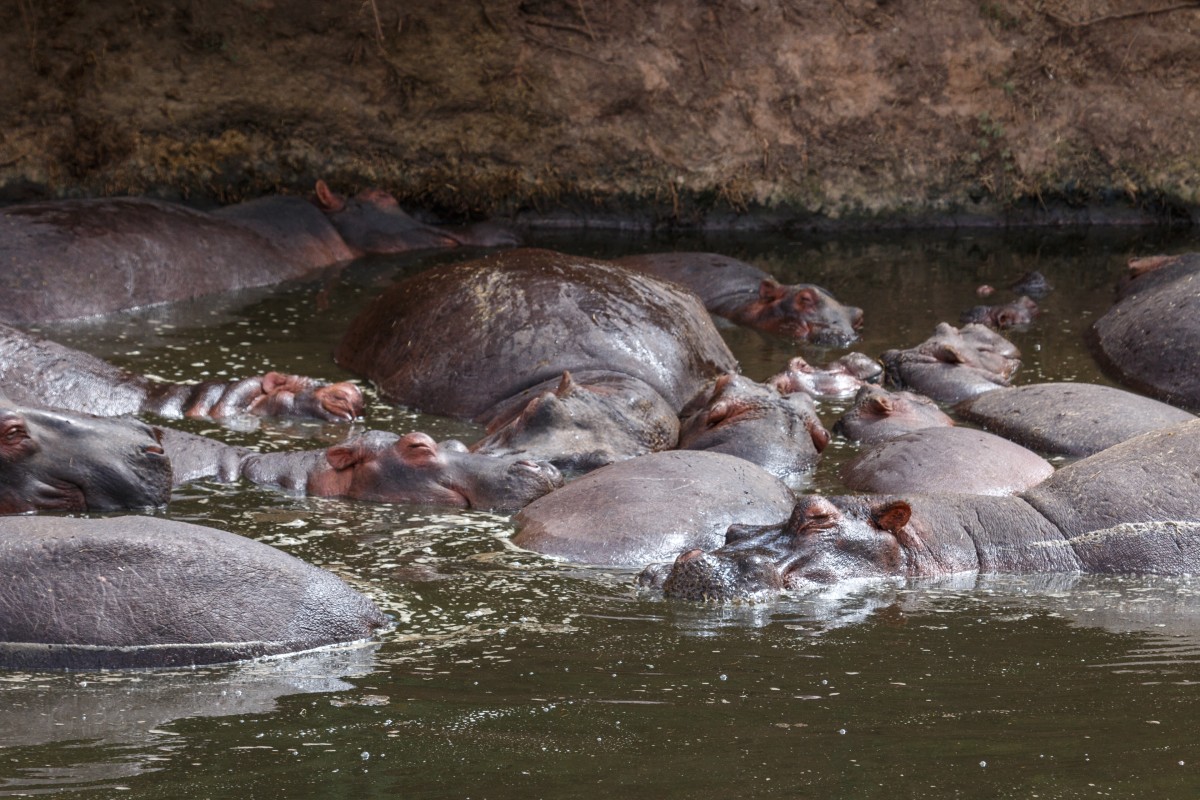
0, 645, 380, 795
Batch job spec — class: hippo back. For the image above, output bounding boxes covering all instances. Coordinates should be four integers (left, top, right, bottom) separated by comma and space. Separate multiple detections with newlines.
1021, 419, 1200, 538
0, 516, 388, 670
0, 198, 315, 324
335, 248, 738, 418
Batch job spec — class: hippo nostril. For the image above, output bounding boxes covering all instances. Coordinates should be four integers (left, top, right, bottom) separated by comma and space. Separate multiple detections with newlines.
143, 444, 166, 457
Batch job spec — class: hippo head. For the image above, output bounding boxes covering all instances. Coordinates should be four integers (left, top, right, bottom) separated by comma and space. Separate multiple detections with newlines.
638, 496, 914, 602
0, 406, 172, 514
768, 352, 882, 400
959, 296, 1039, 330
678, 374, 830, 475
313, 431, 563, 512
246, 372, 364, 422
881, 323, 1021, 404
472, 371, 678, 472
833, 385, 954, 443
743, 280, 864, 345
313, 181, 460, 253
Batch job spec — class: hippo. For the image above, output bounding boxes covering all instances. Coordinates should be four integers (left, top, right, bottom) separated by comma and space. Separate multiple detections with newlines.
1088, 253, 1200, 411
0, 322, 362, 423
882, 322, 1021, 405
0, 181, 515, 325
238, 430, 563, 512
0, 402, 171, 514
1010, 270, 1053, 298
335, 248, 739, 419
959, 295, 1039, 330
767, 352, 883, 400
676, 373, 830, 482
470, 370, 680, 473
639, 420, 1200, 601
956, 382, 1196, 457
612, 251, 863, 344
512, 450, 796, 567
839, 426, 1054, 496
833, 385, 955, 444
0, 515, 388, 670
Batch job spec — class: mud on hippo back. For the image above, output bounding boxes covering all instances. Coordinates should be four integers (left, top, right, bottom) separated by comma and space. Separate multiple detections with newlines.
613, 251, 864, 344
0, 181, 516, 324
641, 420, 1200, 601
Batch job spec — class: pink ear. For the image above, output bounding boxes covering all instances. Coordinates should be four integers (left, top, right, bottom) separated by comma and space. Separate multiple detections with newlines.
261, 371, 290, 393
866, 395, 894, 414
326, 443, 367, 471
793, 287, 819, 311
314, 180, 344, 212
758, 279, 788, 303
555, 371, 577, 398
871, 501, 912, 533
808, 420, 831, 452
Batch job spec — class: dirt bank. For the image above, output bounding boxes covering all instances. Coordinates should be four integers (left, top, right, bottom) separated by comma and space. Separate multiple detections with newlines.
4, 0, 1200, 228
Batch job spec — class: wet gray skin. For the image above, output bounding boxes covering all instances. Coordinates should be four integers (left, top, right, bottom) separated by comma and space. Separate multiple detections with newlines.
242, 430, 564, 512
676, 373, 830, 481
959, 295, 1039, 330
470, 370, 679, 472
612, 251, 865, 345
833, 384, 955, 444
0, 404, 172, 514
881, 322, 1021, 404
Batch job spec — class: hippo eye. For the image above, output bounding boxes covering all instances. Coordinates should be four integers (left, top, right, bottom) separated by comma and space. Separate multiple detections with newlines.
1, 424, 27, 444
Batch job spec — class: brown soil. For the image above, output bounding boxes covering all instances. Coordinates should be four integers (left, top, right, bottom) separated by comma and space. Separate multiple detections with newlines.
4, 0, 1200, 228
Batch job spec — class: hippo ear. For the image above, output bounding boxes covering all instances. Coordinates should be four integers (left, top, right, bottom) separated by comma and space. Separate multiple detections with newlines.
871, 501, 912, 534
793, 287, 820, 311
261, 371, 292, 393
866, 395, 895, 414
326, 442, 370, 471
758, 279, 788, 303
807, 419, 831, 452
555, 371, 577, 399
930, 342, 967, 365
314, 180, 345, 212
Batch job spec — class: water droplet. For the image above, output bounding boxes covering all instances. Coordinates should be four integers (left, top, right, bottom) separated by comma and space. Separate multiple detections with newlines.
980, 761, 987, 768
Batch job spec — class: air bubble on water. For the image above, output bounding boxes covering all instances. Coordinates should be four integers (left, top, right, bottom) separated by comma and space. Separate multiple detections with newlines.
361, 752, 370, 761
838, 729, 846, 735
719, 674, 727, 681
980, 761, 986, 768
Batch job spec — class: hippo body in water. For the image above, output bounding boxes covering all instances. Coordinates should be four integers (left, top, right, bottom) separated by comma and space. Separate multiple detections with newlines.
956, 382, 1196, 457
839, 426, 1054, 496
335, 248, 738, 421
833, 385, 955, 445
1089, 254, 1200, 411
676, 374, 830, 482
168, 428, 562, 512
512, 450, 796, 567
767, 352, 883, 400
0, 515, 388, 670
882, 323, 1021, 405
612, 251, 863, 344
0, 322, 362, 423
641, 420, 1200, 601
0, 181, 515, 324
0, 401, 171, 515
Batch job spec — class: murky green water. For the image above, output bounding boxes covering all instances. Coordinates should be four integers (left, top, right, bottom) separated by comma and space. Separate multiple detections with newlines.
4, 226, 1200, 798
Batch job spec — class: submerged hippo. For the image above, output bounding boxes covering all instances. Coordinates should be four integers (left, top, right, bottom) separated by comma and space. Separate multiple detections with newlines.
840, 426, 1054, 496
882, 322, 1021, 405
833, 385, 955, 444
0, 403, 171, 514
0, 181, 515, 324
959, 295, 1039, 330
0, 322, 362, 422
335, 248, 738, 420
676, 373, 830, 482
238, 431, 563, 512
612, 251, 863, 344
767, 352, 883, 400
956, 382, 1196, 457
470, 370, 680, 472
512, 450, 796, 567
0, 515, 388, 670
640, 420, 1200, 601
1089, 253, 1200, 410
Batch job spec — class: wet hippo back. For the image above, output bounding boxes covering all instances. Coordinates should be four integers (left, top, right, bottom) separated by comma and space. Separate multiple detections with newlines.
0, 515, 388, 670
335, 248, 738, 419
0, 198, 311, 324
